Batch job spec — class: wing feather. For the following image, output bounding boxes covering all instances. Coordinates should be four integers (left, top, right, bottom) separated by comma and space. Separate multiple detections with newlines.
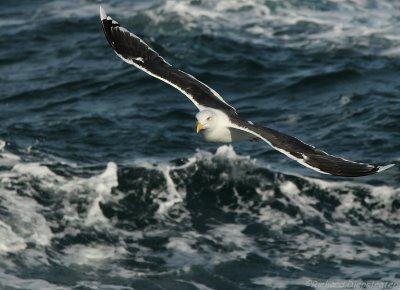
229, 116, 393, 177
99, 7, 236, 113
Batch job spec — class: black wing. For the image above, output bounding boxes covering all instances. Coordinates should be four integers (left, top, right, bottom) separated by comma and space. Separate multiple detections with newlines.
229, 116, 393, 177
99, 7, 236, 113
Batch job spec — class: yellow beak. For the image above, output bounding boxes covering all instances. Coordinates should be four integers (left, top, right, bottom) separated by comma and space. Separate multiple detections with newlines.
196, 122, 204, 133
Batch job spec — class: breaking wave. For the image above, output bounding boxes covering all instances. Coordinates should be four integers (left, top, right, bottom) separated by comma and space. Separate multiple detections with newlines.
0, 143, 398, 289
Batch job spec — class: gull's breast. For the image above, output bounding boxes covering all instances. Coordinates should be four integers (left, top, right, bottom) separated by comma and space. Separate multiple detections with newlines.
202, 127, 253, 143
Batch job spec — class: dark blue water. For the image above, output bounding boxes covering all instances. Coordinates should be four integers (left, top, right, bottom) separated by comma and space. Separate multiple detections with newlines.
0, 0, 399, 289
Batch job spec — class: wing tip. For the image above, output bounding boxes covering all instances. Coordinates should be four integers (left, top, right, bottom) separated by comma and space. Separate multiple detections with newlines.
99, 6, 107, 20
377, 163, 395, 173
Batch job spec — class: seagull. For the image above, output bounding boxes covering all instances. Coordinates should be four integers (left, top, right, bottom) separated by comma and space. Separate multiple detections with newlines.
99, 7, 394, 177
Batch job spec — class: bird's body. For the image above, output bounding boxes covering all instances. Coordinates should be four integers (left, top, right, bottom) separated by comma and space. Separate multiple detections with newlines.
99, 7, 393, 177
196, 109, 253, 143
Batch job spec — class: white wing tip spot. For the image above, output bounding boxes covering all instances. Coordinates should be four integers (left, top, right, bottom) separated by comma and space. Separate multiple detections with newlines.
99, 6, 107, 20
377, 164, 395, 173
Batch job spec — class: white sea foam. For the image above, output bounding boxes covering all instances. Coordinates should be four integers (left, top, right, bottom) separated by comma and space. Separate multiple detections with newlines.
158, 223, 256, 268
214, 144, 250, 161
0, 145, 120, 258
142, 0, 400, 54
0, 220, 27, 253
63, 244, 127, 266
156, 165, 186, 215
0, 140, 20, 168
12, 162, 59, 180
85, 162, 118, 226
304, 176, 400, 224
45, 161, 121, 229
207, 223, 253, 261
165, 236, 200, 267
0, 187, 53, 250
0, 143, 398, 286
279, 180, 325, 220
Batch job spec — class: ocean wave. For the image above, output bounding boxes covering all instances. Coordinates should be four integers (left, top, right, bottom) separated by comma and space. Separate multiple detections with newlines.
0, 143, 399, 288
20, 0, 400, 54
134, 0, 400, 54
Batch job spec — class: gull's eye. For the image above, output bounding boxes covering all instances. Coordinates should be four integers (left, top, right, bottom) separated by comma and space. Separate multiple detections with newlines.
206, 117, 212, 121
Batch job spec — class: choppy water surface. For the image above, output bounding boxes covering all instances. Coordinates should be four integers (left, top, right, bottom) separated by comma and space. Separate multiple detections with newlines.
0, 0, 399, 289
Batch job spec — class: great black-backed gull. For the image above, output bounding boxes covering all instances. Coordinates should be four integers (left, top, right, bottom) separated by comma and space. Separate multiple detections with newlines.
99, 7, 393, 177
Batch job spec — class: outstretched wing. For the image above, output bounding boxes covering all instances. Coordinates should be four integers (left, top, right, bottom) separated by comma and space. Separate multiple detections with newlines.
229, 116, 393, 177
99, 7, 236, 113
